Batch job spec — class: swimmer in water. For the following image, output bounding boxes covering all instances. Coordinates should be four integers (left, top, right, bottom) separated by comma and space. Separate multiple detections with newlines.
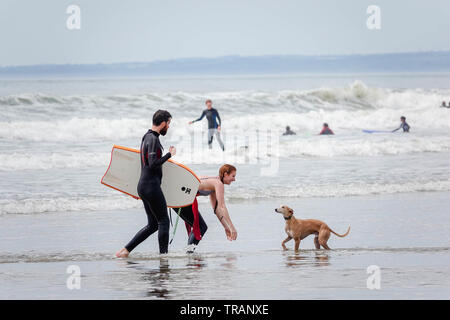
283, 126, 296, 136
319, 123, 334, 135
392, 116, 410, 132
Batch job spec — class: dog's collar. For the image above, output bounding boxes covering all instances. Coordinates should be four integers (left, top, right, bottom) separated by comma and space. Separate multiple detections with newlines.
284, 215, 293, 220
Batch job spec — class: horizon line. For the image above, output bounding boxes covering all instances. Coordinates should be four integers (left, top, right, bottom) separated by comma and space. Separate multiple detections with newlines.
1, 50, 450, 69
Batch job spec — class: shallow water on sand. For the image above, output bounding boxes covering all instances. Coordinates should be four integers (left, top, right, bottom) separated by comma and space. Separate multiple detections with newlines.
1, 192, 449, 299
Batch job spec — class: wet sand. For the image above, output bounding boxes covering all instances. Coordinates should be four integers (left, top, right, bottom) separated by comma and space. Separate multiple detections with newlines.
1, 191, 449, 299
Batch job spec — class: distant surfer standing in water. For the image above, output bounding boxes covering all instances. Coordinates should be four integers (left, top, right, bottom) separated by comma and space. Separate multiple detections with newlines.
189, 99, 225, 151
175, 164, 238, 253
116, 110, 176, 258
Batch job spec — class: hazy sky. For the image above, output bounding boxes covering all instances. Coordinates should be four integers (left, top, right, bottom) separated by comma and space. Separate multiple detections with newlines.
1, 0, 450, 66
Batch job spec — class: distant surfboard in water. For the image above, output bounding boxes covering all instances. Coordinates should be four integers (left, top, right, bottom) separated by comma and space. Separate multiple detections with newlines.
362, 130, 393, 134
101, 145, 200, 208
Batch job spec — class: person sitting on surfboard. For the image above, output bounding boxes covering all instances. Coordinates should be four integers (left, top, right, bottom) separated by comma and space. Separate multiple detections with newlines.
392, 116, 410, 132
115, 110, 176, 258
283, 126, 296, 136
174, 164, 238, 253
319, 123, 334, 135
441, 101, 447, 108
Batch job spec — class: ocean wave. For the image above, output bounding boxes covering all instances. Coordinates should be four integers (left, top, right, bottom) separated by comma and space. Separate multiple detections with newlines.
0, 152, 111, 171
1, 134, 450, 172
0, 117, 148, 142
2, 180, 449, 215
0, 195, 141, 215
1, 81, 449, 114
2, 88, 450, 142
228, 180, 450, 200
278, 135, 450, 157
1, 80, 450, 147
2, 106, 450, 143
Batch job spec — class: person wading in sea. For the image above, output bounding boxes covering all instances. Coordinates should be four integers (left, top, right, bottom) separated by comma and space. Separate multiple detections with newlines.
115, 110, 176, 257
189, 99, 225, 151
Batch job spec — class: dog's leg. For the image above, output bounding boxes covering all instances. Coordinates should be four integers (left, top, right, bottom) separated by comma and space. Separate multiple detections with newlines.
314, 236, 320, 249
282, 236, 292, 250
318, 228, 331, 250
294, 238, 301, 251
320, 242, 331, 250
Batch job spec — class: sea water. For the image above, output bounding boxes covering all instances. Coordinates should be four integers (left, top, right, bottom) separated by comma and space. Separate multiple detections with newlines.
0, 73, 449, 299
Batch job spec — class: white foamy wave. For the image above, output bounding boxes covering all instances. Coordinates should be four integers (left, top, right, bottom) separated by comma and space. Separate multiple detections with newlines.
0, 195, 141, 215
2, 82, 450, 116
2, 82, 450, 143
226, 180, 450, 200
2, 105, 450, 144
2, 179, 449, 215
0, 93, 65, 106
2, 134, 449, 173
0, 152, 111, 171
280, 135, 450, 157
0, 117, 148, 142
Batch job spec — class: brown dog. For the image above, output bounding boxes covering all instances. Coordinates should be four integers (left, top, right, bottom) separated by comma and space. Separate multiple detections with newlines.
275, 205, 350, 251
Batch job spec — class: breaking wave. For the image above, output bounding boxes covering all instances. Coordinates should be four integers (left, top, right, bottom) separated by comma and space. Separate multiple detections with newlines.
2, 179, 449, 215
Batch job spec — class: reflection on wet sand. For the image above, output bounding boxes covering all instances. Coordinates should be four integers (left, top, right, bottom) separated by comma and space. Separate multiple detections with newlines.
122, 255, 210, 299
285, 251, 330, 267
220, 255, 237, 269
186, 254, 207, 269
140, 258, 171, 299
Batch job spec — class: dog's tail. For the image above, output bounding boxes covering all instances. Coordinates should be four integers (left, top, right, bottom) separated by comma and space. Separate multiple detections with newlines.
330, 226, 350, 238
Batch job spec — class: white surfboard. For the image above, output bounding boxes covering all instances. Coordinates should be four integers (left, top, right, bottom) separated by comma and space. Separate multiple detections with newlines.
101, 145, 200, 208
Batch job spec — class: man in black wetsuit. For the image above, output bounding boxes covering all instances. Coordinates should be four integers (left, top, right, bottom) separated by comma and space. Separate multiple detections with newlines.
189, 99, 225, 151
115, 110, 176, 257
392, 116, 410, 132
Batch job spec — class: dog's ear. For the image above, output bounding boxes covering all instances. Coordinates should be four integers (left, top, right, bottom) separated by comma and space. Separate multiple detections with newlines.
288, 207, 294, 214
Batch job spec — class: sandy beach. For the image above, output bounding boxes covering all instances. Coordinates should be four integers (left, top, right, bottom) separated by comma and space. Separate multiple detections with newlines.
1, 191, 449, 299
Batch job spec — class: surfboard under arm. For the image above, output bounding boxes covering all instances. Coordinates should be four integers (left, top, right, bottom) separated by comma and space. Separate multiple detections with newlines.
101, 145, 200, 208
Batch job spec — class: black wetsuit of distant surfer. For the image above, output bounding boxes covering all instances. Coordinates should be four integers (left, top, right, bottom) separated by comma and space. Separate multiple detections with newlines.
194, 108, 221, 130
192, 108, 225, 150
124, 129, 171, 254
393, 121, 410, 132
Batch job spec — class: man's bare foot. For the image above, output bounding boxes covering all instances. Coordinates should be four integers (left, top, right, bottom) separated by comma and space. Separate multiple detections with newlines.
115, 248, 129, 258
